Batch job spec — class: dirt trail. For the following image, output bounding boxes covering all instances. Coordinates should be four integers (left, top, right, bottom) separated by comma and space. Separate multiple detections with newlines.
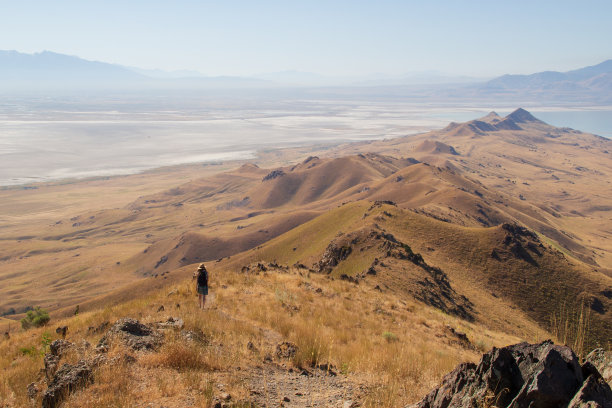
245, 363, 362, 407
206, 293, 363, 407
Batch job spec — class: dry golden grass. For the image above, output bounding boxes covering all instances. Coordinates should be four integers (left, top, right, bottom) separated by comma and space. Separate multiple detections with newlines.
3, 111, 611, 326
2, 110, 612, 406
0, 260, 525, 407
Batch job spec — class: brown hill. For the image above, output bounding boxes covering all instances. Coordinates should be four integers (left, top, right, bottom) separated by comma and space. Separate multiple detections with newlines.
1, 108, 611, 338
220, 201, 612, 347
506, 107, 545, 123
250, 153, 418, 209
327, 108, 612, 272
1, 108, 611, 407
479, 111, 502, 124
414, 140, 459, 155
443, 120, 497, 137
124, 210, 319, 277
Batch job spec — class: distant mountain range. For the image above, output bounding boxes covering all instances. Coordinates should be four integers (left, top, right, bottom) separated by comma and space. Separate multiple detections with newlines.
0, 50, 267, 91
1, 50, 611, 102
0, 50, 144, 89
477, 60, 612, 102
485, 59, 612, 90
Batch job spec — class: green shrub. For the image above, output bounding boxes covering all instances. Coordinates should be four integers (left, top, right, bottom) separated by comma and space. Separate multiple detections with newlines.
19, 333, 53, 357
20, 307, 50, 329
382, 331, 398, 343
19, 346, 38, 356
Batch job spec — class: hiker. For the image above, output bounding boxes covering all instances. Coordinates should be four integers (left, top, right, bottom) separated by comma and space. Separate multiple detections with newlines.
196, 263, 209, 309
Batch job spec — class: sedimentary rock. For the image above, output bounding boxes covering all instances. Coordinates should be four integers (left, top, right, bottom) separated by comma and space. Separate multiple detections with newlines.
42, 360, 93, 408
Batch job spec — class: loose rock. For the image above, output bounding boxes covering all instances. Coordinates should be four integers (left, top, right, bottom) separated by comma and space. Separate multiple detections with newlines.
156, 316, 184, 330
55, 326, 68, 338
181, 329, 208, 345
276, 341, 298, 359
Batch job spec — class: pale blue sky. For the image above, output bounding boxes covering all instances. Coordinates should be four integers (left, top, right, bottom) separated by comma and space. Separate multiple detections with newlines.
1, 0, 610, 77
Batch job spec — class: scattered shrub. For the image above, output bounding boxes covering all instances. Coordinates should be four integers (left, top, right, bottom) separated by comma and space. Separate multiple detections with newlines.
19, 332, 53, 357
20, 307, 50, 329
382, 331, 398, 343
19, 346, 37, 356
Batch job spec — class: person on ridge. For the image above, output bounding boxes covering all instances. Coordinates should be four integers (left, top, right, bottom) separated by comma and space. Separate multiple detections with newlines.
195, 263, 209, 309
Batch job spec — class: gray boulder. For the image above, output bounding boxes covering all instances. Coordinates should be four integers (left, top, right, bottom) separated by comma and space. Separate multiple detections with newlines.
410, 340, 612, 408
98, 318, 163, 351
49, 339, 73, 357
568, 368, 612, 408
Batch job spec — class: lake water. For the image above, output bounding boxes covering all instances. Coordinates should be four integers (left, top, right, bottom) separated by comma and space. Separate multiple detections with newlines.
530, 110, 612, 138
1, 101, 610, 187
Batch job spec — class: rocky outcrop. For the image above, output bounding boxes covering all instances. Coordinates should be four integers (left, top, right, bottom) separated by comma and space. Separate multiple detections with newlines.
49, 339, 73, 357
409, 341, 612, 408
43, 340, 75, 381
317, 241, 352, 273
98, 318, 163, 351
492, 223, 544, 266
43, 354, 60, 382
317, 227, 474, 321
586, 348, 612, 385
262, 170, 285, 181
569, 369, 612, 408
42, 360, 93, 408
35, 318, 178, 407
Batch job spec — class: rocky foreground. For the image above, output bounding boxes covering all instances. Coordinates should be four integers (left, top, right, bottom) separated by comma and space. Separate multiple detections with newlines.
410, 340, 612, 408
28, 313, 612, 408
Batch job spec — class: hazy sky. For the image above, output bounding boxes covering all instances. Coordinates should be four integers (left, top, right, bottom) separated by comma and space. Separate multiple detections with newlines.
1, 0, 610, 77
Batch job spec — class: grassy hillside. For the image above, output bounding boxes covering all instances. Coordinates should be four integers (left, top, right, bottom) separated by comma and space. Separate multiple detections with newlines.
221, 201, 611, 350
1, 109, 611, 407
3, 109, 610, 319
329, 109, 612, 271
6, 199, 605, 406
0, 253, 527, 407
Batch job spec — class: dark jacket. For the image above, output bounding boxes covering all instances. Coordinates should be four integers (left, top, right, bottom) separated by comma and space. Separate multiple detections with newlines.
197, 268, 208, 288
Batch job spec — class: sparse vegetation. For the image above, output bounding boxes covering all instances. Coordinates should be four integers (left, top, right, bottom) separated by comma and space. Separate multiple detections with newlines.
382, 331, 399, 343
20, 307, 50, 329
550, 299, 592, 359
1, 110, 611, 406
0, 262, 525, 406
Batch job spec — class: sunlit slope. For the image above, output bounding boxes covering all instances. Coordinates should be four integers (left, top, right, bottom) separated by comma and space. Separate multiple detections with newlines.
2, 108, 611, 336
220, 201, 612, 346
328, 109, 612, 271
250, 154, 418, 208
